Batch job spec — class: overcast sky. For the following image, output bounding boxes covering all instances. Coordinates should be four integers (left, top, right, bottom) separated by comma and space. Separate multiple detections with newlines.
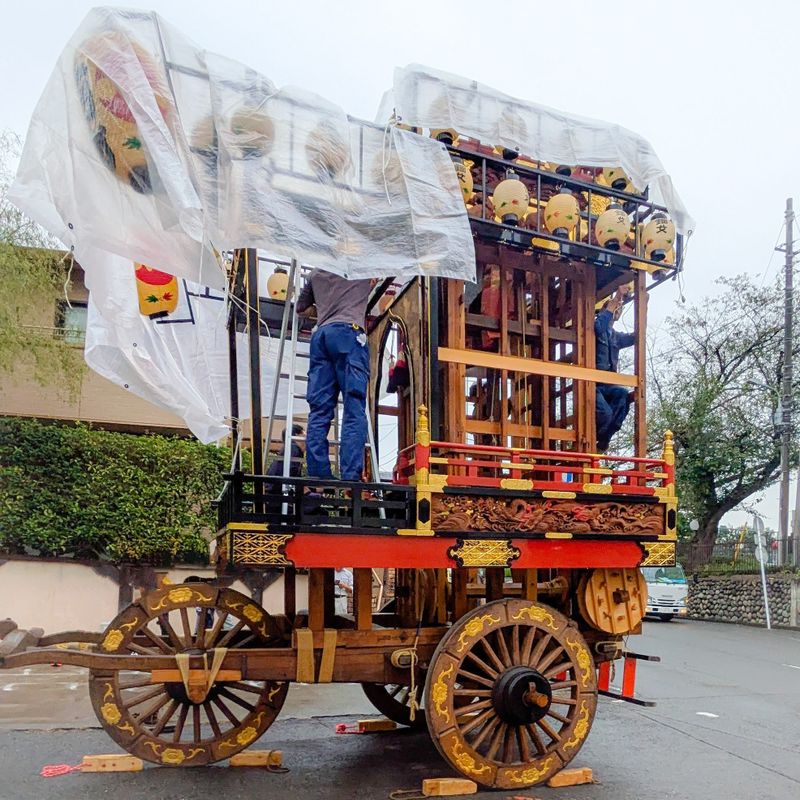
3, 0, 799, 530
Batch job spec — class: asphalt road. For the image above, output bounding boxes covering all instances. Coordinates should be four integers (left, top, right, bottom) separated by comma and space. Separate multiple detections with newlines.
1, 619, 799, 800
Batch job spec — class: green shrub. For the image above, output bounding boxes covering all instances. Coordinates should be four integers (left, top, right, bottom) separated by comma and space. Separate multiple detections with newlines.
0, 417, 231, 564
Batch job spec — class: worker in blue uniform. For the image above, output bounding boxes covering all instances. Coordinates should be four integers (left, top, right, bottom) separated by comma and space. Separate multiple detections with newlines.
595, 288, 635, 452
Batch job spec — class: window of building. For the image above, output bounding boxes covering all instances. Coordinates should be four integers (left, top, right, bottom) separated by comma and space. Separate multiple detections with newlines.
56, 301, 88, 346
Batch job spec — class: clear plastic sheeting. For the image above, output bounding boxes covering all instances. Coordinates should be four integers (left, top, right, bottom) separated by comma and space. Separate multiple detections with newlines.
382, 64, 694, 234
10, 8, 476, 286
82, 249, 308, 444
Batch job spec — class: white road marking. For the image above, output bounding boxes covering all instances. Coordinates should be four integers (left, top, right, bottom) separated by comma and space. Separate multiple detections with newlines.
781, 663, 800, 670
696, 711, 719, 718
68, 683, 80, 690
23, 669, 31, 676
1, 684, 16, 692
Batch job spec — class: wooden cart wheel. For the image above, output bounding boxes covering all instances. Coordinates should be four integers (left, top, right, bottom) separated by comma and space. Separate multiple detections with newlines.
361, 681, 426, 728
89, 585, 288, 766
424, 598, 597, 789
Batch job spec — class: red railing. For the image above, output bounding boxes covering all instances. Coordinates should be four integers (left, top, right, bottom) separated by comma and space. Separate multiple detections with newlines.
397, 440, 670, 497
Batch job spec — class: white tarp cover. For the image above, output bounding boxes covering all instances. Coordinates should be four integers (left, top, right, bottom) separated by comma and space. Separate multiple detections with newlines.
10, 8, 476, 286
381, 64, 694, 234
81, 250, 308, 444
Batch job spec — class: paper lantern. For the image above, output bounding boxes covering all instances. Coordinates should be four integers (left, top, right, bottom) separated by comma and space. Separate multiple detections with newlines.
453, 157, 474, 205
642, 212, 676, 262
306, 120, 350, 179
75, 34, 172, 194
431, 127, 458, 145
601, 167, 630, 191
595, 204, 630, 250
134, 264, 179, 318
267, 268, 289, 301
229, 107, 275, 159
491, 170, 530, 225
544, 188, 580, 237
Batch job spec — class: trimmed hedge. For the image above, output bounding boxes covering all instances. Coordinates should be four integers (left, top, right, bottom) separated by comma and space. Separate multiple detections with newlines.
0, 417, 231, 563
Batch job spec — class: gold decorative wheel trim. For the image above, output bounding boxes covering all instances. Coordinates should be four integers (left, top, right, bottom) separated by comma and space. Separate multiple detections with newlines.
89, 585, 288, 766
424, 599, 597, 789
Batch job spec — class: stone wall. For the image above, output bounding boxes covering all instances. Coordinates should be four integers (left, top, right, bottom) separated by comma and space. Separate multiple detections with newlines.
687, 573, 799, 627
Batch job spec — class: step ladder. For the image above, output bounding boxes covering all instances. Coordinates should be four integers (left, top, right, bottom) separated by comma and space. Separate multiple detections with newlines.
263, 260, 383, 486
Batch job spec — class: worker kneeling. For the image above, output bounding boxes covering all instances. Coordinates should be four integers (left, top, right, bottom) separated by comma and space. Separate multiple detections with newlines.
297, 271, 373, 481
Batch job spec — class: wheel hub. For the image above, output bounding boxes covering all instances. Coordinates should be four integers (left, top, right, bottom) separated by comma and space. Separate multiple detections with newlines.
491, 666, 552, 724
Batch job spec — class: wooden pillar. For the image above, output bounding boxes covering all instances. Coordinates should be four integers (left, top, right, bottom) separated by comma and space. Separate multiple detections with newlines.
445, 280, 467, 445
453, 568, 469, 621
308, 568, 335, 629
634, 270, 648, 459
513, 568, 538, 601
283, 567, 296, 623
486, 568, 505, 602
353, 568, 373, 630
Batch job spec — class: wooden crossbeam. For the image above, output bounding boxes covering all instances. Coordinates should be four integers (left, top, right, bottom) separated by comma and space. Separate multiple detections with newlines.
438, 347, 637, 387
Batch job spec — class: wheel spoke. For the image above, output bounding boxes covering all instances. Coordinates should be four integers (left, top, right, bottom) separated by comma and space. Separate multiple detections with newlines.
494, 628, 512, 669
536, 642, 565, 674
234, 633, 257, 649
389, 684, 404, 699
217, 620, 246, 648
127, 641, 158, 656
217, 687, 255, 712
118, 676, 156, 690
501, 725, 514, 764
204, 701, 222, 738
138, 625, 174, 654
478, 636, 506, 674
528, 632, 552, 669
123, 686, 166, 709
456, 667, 496, 689
486, 721, 508, 760
459, 706, 495, 736
525, 723, 546, 755
179, 607, 194, 646
136, 692, 171, 723
152, 699, 179, 736
520, 626, 537, 665
455, 698, 494, 720
195, 607, 209, 650
173, 704, 189, 742
549, 695, 577, 706
204, 612, 229, 649
546, 708, 571, 725
543, 660, 573, 679
516, 724, 530, 763
536, 717, 562, 744
549, 679, 578, 691
465, 650, 499, 680
470, 715, 501, 749
192, 703, 202, 743
453, 688, 492, 697
511, 624, 521, 665
226, 681, 267, 695
159, 615, 186, 651
213, 696, 240, 727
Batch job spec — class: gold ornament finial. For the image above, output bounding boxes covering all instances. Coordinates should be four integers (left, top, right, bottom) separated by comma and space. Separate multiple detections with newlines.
416, 405, 430, 447
662, 430, 675, 466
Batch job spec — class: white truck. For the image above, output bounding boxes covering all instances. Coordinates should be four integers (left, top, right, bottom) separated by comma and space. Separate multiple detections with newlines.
643, 564, 688, 621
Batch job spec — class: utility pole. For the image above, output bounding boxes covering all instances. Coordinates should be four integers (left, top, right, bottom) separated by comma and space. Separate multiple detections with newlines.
778, 198, 794, 566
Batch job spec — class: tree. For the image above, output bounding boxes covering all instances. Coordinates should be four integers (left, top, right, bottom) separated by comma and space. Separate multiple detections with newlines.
0, 130, 82, 389
648, 274, 799, 557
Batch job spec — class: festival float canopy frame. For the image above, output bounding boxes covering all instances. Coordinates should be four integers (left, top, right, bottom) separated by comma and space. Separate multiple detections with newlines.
7, 8, 692, 444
